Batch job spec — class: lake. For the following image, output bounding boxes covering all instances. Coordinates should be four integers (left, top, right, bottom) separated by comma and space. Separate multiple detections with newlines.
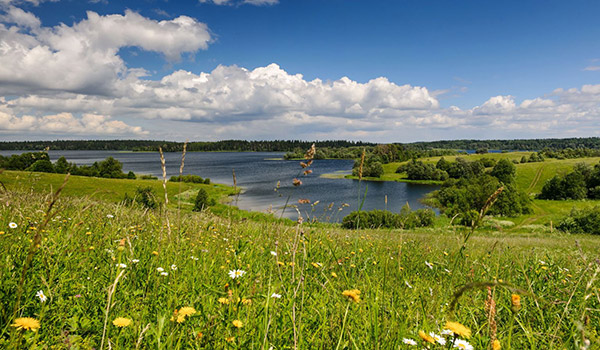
1, 150, 438, 221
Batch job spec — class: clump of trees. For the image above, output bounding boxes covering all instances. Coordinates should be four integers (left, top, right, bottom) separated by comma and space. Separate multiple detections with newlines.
397, 157, 491, 181
557, 207, 600, 234
538, 162, 600, 200
0, 152, 136, 179
169, 175, 210, 184
341, 205, 435, 229
352, 155, 384, 178
426, 158, 531, 225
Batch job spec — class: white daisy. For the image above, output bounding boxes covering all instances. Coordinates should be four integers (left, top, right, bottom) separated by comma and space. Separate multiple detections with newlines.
425, 261, 433, 269
116, 263, 127, 268
131, 259, 140, 263
160, 272, 169, 276
171, 264, 177, 271
429, 332, 446, 345
271, 293, 282, 298
453, 339, 474, 350
9, 222, 17, 229
441, 329, 453, 336
106, 214, 114, 218
157, 267, 164, 272
402, 338, 417, 345
228, 269, 246, 279
190, 256, 199, 261
36, 290, 47, 303
270, 251, 277, 256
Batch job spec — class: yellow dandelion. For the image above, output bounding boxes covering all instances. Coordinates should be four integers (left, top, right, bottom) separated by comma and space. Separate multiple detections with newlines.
241, 298, 252, 305
112, 317, 132, 328
232, 319, 244, 328
179, 307, 197, 317
12, 317, 40, 331
226, 336, 235, 342
152, 251, 159, 256
492, 339, 501, 350
444, 321, 471, 339
342, 289, 361, 303
418, 330, 435, 344
277, 261, 285, 266
218, 297, 230, 304
331, 272, 338, 278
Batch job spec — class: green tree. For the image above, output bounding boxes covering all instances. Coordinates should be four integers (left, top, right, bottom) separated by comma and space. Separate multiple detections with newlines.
490, 158, 516, 184
194, 188, 210, 211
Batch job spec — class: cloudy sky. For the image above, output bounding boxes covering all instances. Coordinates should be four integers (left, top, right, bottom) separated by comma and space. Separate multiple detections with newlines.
0, 0, 599, 142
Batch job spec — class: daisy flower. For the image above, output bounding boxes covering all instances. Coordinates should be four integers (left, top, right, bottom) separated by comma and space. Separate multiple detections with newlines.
271, 293, 282, 299
160, 272, 169, 276
171, 264, 178, 271
131, 259, 140, 263
429, 332, 446, 345
36, 290, 47, 303
116, 263, 127, 268
228, 269, 246, 279
453, 339, 474, 350
9, 222, 17, 229
402, 338, 417, 345
157, 267, 164, 272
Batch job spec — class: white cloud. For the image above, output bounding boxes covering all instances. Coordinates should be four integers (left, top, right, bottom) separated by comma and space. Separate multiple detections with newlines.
0, 9, 211, 95
584, 66, 600, 71
0, 109, 147, 135
199, 0, 278, 6
0, 6, 39, 28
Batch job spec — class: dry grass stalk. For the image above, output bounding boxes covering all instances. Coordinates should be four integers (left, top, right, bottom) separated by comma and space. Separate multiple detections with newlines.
100, 269, 126, 350
358, 148, 365, 180
485, 286, 498, 347
159, 147, 172, 238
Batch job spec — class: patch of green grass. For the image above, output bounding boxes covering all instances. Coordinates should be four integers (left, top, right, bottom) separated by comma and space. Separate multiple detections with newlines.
1, 185, 600, 348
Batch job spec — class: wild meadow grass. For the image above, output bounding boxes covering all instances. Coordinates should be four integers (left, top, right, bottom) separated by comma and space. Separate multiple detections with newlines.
1, 186, 600, 349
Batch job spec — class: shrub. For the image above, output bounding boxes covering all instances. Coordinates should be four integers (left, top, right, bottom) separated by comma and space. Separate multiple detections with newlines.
26, 159, 55, 173
194, 188, 210, 211
124, 186, 158, 209
557, 207, 600, 234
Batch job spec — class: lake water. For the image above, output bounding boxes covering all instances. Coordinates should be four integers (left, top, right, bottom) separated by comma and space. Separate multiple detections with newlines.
1, 150, 437, 221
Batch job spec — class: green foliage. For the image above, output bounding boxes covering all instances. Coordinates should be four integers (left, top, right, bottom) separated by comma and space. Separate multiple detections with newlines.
54, 156, 72, 174
124, 186, 158, 209
194, 188, 212, 211
557, 206, 600, 234
352, 155, 384, 178
0, 152, 49, 170
341, 207, 435, 229
428, 174, 531, 223
169, 174, 210, 184
490, 158, 516, 184
26, 159, 55, 173
396, 159, 448, 181
538, 162, 600, 200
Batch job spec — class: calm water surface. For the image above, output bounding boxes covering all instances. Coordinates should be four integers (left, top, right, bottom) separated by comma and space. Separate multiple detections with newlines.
1, 150, 437, 220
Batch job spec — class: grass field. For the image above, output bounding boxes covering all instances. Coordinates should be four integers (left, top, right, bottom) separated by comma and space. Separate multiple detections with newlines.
1, 184, 600, 349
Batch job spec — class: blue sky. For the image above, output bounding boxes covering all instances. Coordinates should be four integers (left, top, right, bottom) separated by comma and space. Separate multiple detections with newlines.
0, 0, 599, 141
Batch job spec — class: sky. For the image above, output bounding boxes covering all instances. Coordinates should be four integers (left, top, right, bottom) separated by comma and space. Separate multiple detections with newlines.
0, 0, 599, 142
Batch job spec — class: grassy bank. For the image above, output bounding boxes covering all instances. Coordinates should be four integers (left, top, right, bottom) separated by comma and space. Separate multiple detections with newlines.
1, 188, 599, 349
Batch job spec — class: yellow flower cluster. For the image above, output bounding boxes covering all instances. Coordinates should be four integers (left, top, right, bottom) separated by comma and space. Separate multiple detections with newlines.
170, 307, 197, 323
342, 289, 361, 303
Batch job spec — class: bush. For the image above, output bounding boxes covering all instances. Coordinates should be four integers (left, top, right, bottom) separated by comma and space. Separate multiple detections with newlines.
123, 186, 158, 209
26, 159, 55, 173
341, 207, 436, 230
170, 174, 210, 184
194, 188, 211, 211
557, 207, 600, 234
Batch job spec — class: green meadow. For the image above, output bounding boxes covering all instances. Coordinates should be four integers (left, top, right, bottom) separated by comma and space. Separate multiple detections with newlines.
1, 156, 600, 349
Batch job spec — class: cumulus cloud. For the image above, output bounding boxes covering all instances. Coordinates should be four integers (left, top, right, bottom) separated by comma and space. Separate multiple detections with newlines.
0, 109, 147, 135
0, 9, 211, 95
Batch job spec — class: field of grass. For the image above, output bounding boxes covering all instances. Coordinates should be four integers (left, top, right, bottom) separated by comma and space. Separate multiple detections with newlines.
1, 172, 600, 349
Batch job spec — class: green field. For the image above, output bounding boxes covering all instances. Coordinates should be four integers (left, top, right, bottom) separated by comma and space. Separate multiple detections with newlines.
1, 178, 600, 349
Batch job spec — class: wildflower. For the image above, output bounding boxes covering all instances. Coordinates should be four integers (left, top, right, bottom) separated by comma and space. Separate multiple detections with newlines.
331, 272, 338, 278
271, 293, 282, 299
425, 261, 433, 269
172, 307, 196, 323
36, 290, 47, 303
11, 317, 40, 331
444, 321, 471, 339
74, 294, 82, 298
132, 259, 140, 263
429, 332, 446, 345
232, 319, 244, 328
190, 256, 199, 261
311, 262, 322, 268
171, 264, 178, 271
441, 329, 453, 336
226, 336, 235, 342
492, 339, 501, 350
86, 231, 92, 235
453, 339, 474, 350
292, 178, 302, 186
106, 214, 114, 218
270, 251, 277, 256
9, 222, 17, 229
117, 263, 127, 268
228, 269, 246, 279
112, 317, 132, 328
511, 294, 521, 313
342, 289, 361, 303
157, 267, 165, 272
0, 231, 4, 235
218, 297, 229, 304
402, 338, 417, 345
418, 331, 435, 344
152, 251, 159, 256
160, 272, 169, 276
